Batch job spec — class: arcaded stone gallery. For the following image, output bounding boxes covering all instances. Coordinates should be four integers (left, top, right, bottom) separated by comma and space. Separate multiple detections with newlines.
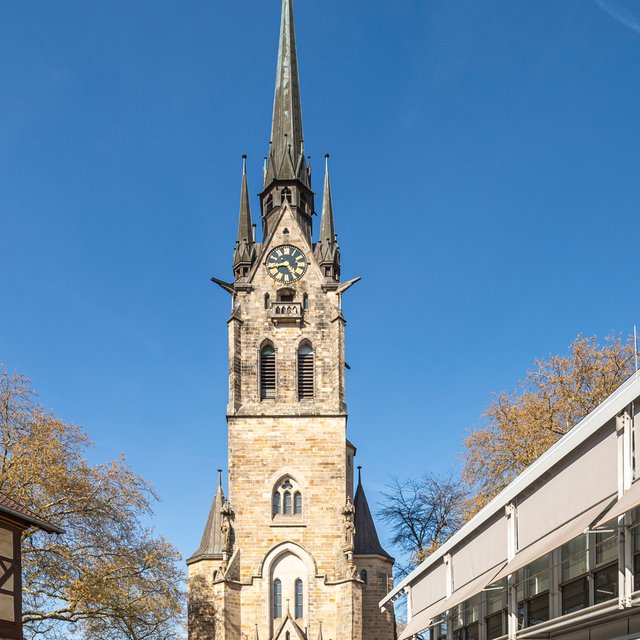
186, 1, 396, 639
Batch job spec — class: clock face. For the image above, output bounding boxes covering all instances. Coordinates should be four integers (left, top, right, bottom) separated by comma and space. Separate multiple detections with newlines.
265, 245, 308, 284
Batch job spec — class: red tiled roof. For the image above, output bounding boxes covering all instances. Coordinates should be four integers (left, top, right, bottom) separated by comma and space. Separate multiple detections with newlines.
0, 493, 63, 534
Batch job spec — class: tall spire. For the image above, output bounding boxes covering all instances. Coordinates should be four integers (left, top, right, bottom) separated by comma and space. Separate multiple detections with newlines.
314, 154, 340, 281
265, 0, 308, 187
187, 470, 227, 564
233, 155, 256, 280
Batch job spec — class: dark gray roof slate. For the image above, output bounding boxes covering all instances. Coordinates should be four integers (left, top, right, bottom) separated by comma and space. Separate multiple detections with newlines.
187, 471, 226, 564
353, 472, 393, 560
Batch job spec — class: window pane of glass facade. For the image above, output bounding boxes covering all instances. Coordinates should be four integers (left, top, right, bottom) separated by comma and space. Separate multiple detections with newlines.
562, 536, 587, 582
594, 563, 618, 604
562, 576, 589, 615
528, 592, 550, 626
485, 582, 505, 614
486, 612, 503, 640
466, 595, 480, 624
528, 554, 551, 596
595, 522, 617, 566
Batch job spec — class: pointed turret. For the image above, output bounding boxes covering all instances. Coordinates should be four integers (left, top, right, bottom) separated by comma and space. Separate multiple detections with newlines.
187, 470, 226, 564
265, 0, 308, 188
314, 154, 340, 282
233, 156, 256, 280
354, 467, 393, 559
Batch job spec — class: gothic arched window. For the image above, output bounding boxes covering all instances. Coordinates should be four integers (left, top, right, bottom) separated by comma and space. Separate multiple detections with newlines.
271, 476, 303, 519
273, 579, 282, 619
298, 343, 314, 399
264, 293, 271, 310
260, 343, 276, 400
360, 569, 368, 584
282, 187, 292, 204
295, 579, 304, 619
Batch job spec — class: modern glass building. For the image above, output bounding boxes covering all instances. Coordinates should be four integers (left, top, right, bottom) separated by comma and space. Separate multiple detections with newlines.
382, 372, 640, 640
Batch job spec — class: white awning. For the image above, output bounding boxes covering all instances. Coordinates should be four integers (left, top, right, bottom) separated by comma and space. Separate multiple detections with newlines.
594, 480, 640, 527
399, 565, 506, 640
492, 495, 615, 583
397, 608, 434, 640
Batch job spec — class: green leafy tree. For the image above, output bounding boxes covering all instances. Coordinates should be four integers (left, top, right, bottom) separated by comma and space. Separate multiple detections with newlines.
0, 367, 185, 639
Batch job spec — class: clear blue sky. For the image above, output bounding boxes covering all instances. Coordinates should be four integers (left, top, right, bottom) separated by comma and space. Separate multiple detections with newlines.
1, 0, 639, 565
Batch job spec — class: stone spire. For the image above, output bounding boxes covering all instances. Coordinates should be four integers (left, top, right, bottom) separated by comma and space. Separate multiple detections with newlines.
233, 156, 256, 280
265, 0, 309, 188
314, 154, 340, 281
354, 467, 393, 559
187, 470, 226, 563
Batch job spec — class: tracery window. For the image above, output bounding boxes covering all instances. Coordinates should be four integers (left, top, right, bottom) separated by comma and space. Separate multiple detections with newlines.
272, 476, 303, 519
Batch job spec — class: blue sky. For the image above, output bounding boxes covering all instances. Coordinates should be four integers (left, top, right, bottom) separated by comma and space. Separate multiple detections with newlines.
1, 0, 639, 566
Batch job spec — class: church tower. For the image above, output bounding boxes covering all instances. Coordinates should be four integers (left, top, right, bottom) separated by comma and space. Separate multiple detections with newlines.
187, 2, 395, 639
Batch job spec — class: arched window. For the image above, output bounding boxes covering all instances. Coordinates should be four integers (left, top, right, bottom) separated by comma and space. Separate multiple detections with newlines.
283, 491, 292, 515
282, 187, 292, 203
266, 194, 274, 215
271, 476, 303, 518
302, 293, 309, 310
272, 492, 281, 517
273, 579, 282, 619
295, 579, 304, 619
260, 344, 276, 400
264, 293, 271, 310
360, 569, 368, 584
298, 343, 314, 399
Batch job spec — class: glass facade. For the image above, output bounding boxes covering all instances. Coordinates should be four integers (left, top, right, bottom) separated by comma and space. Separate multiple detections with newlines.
418, 510, 640, 640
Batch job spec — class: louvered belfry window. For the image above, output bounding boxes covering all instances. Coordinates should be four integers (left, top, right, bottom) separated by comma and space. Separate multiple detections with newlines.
298, 343, 314, 399
260, 344, 276, 400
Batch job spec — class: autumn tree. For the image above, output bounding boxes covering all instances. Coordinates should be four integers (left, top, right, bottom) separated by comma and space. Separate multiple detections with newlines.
0, 367, 185, 640
378, 473, 466, 576
463, 334, 636, 516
